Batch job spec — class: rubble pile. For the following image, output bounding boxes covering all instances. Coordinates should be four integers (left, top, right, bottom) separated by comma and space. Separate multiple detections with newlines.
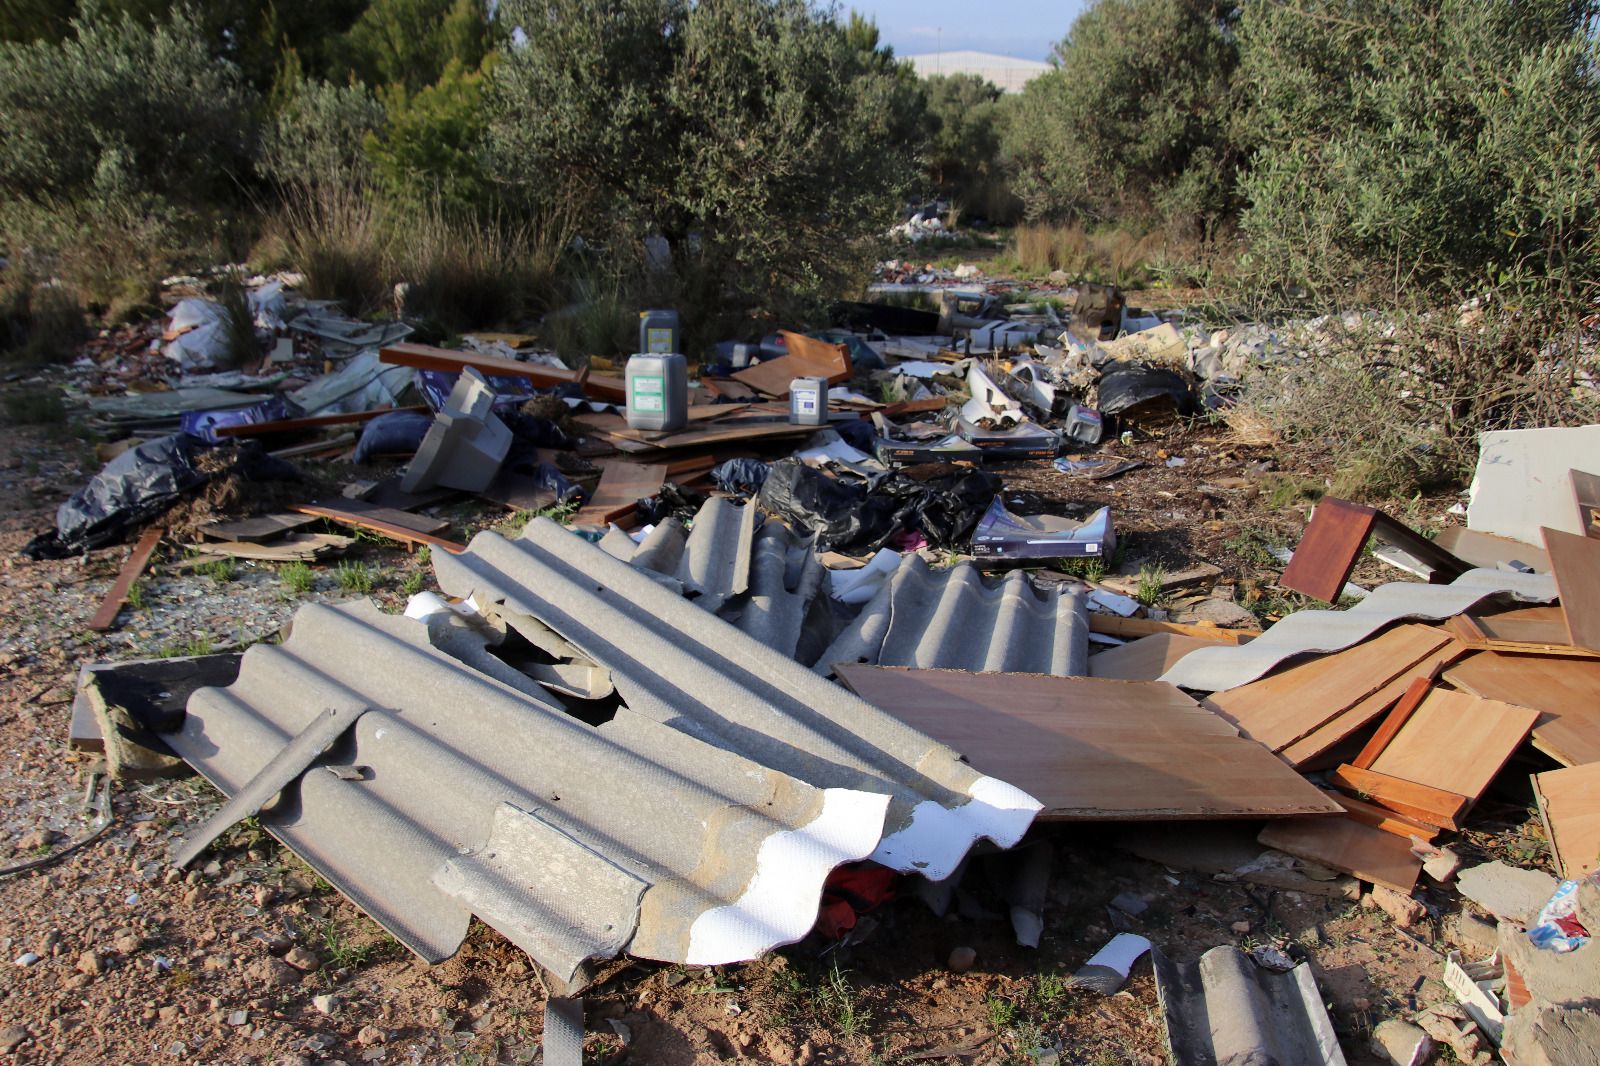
7, 264, 1599, 1066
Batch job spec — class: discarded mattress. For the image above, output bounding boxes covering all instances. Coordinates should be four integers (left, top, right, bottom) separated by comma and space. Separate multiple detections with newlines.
1159, 568, 1559, 693
970, 499, 1113, 560
165, 526, 1041, 989
815, 554, 1089, 677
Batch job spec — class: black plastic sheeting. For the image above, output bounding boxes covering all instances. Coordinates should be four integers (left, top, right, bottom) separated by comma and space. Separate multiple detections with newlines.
711, 458, 771, 497
635, 483, 709, 526
1096, 362, 1197, 422
756, 458, 999, 553
22, 435, 299, 559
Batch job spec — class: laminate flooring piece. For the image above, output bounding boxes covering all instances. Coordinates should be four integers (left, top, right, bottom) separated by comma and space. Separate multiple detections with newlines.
1203, 625, 1453, 753
836, 666, 1340, 821
1444, 652, 1600, 767
1258, 817, 1421, 893
1088, 634, 1230, 682
1367, 688, 1538, 803
1544, 526, 1600, 650
1532, 762, 1600, 879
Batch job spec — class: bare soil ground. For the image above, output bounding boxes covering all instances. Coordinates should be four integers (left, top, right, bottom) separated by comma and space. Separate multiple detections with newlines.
0, 379, 1538, 1066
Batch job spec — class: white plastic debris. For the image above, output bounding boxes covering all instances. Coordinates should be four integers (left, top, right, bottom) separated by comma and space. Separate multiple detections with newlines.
829, 549, 901, 606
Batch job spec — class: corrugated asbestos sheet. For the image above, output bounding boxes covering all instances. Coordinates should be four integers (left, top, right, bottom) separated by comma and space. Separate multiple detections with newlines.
164, 520, 1042, 990
1159, 569, 1557, 693
1153, 946, 1347, 1065
814, 554, 1088, 677
600, 498, 833, 663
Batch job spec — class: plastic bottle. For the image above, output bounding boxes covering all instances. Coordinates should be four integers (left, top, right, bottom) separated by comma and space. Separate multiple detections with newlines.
789, 376, 828, 426
638, 310, 680, 355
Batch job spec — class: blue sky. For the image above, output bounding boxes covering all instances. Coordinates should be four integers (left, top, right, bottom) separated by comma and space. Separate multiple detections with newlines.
849, 0, 1087, 61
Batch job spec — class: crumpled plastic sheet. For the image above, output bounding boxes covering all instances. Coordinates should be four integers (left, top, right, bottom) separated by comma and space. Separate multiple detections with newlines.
23, 434, 206, 559
756, 458, 999, 553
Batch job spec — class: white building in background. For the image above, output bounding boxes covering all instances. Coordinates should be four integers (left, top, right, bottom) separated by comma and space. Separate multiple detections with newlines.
903, 50, 1052, 93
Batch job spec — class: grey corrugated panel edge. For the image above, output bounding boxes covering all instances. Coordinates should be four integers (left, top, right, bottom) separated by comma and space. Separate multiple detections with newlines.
1153, 945, 1347, 1065
434, 519, 1041, 882
597, 498, 831, 663
1158, 568, 1558, 693
166, 599, 894, 990
813, 554, 1088, 677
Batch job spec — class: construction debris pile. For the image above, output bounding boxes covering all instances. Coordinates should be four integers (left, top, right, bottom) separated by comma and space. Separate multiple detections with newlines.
31, 266, 1600, 1065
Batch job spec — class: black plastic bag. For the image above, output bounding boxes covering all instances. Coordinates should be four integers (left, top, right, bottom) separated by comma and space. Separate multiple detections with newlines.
23, 434, 207, 559
353, 411, 433, 463
636, 482, 708, 525
1096, 362, 1196, 424
756, 458, 999, 553
711, 458, 771, 497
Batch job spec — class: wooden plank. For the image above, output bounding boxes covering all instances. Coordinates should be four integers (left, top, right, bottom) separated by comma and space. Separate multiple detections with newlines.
1572, 469, 1600, 539
197, 513, 319, 543
1278, 498, 1379, 603
301, 498, 450, 536
212, 405, 426, 438
1204, 625, 1453, 753
1435, 525, 1550, 572
835, 666, 1342, 821
1367, 688, 1537, 803
268, 432, 356, 459
1351, 676, 1435, 769
1278, 640, 1465, 768
292, 504, 464, 553
1442, 611, 1595, 658
88, 528, 163, 633
1087, 614, 1259, 644
1088, 633, 1234, 682
1543, 526, 1600, 651
574, 412, 812, 454
380, 342, 627, 403
1323, 790, 1438, 842
1445, 652, 1600, 767
1532, 762, 1600, 879
730, 331, 853, 399
188, 533, 353, 562
1326, 764, 1470, 830
572, 461, 667, 526
1258, 817, 1421, 893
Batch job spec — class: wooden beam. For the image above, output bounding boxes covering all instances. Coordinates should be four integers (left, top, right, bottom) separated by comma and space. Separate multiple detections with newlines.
213, 405, 427, 438
1351, 675, 1434, 769
1327, 764, 1470, 830
1087, 614, 1259, 644
88, 528, 163, 632
380, 342, 627, 403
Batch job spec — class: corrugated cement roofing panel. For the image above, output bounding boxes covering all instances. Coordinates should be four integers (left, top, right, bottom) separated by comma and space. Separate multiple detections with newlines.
813, 554, 1088, 677
433, 520, 1041, 881
1159, 568, 1557, 693
166, 599, 894, 989
1154, 945, 1347, 1065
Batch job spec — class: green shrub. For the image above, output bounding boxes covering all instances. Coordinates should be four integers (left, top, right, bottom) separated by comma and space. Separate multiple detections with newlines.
922, 74, 1020, 223
278, 182, 393, 315
367, 58, 489, 215
340, 0, 490, 94
394, 201, 568, 332
485, 0, 923, 322
261, 79, 385, 191
1234, 0, 1600, 298
1006, 0, 1238, 235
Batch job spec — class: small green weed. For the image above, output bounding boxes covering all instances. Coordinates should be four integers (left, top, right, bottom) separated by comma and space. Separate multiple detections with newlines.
1054, 556, 1107, 583
817, 961, 872, 1038
334, 562, 375, 593
160, 636, 214, 658
321, 921, 376, 970
1259, 473, 1324, 511
986, 994, 1017, 1031
2, 388, 66, 424
400, 570, 425, 596
125, 580, 147, 610
1134, 564, 1166, 606
195, 558, 235, 583
279, 561, 315, 595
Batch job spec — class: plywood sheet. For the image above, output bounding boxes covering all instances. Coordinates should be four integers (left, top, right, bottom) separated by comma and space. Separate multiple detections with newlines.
1278, 641, 1463, 768
1088, 633, 1231, 681
731, 331, 852, 398
1435, 526, 1550, 572
836, 666, 1341, 821
1544, 526, 1600, 651
197, 512, 320, 543
572, 461, 667, 526
1204, 625, 1453, 752
1444, 652, 1600, 767
1258, 817, 1421, 893
1368, 688, 1538, 802
1532, 762, 1600, 879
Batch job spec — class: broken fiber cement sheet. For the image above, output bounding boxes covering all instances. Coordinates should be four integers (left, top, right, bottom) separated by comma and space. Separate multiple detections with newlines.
1467, 425, 1600, 546
166, 577, 1039, 990
1154, 945, 1346, 1066
1159, 568, 1557, 693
